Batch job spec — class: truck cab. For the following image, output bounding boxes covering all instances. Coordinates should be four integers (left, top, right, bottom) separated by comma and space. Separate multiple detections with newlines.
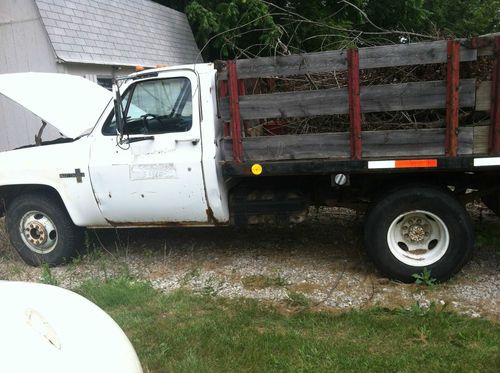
0, 64, 230, 265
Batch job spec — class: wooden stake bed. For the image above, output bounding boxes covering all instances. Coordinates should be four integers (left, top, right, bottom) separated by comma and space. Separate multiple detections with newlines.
217, 35, 500, 177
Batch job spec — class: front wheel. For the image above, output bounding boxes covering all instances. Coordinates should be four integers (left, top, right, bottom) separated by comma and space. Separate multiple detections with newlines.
364, 186, 474, 282
6, 192, 84, 266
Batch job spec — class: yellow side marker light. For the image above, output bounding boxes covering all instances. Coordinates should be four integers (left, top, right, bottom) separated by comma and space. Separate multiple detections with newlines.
251, 164, 263, 175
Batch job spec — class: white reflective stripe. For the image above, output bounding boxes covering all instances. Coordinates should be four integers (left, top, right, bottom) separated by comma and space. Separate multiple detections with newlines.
368, 160, 395, 169
474, 157, 500, 167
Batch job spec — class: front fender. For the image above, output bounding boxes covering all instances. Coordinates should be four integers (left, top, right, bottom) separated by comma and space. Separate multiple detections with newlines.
0, 140, 108, 227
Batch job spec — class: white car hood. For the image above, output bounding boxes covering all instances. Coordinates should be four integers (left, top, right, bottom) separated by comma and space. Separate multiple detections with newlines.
0, 72, 113, 139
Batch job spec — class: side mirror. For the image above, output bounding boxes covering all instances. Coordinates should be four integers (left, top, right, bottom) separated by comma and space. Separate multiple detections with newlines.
112, 82, 125, 135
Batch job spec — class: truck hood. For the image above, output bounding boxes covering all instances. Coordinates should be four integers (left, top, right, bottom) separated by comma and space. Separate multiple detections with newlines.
0, 72, 112, 139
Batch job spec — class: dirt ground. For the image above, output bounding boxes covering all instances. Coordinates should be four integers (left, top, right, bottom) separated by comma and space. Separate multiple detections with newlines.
0, 206, 498, 321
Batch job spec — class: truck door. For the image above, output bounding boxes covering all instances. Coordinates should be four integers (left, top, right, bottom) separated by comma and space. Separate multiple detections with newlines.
88, 71, 210, 225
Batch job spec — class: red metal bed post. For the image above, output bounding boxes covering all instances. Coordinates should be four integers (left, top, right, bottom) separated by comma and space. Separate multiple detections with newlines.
227, 60, 243, 162
347, 48, 362, 160
445, 39, 461, 157
218, 80, 230, 137
238, 79, 250, 134
489, 35, 500, 155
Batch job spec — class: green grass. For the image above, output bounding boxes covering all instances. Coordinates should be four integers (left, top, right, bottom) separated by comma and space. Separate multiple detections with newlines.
76, 278, 500, 373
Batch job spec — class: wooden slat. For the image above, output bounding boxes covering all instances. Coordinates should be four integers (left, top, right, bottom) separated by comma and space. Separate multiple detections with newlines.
474, 125, 490, 154
221, 128, 474, 161
469, 33, 500, 56
218, 40, 477, 80
476, 81, 492, 111
219, 79, 476, 121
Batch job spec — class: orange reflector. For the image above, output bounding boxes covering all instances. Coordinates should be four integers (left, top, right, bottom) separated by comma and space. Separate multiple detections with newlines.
395, 159, 438, 168
135, 65, 145, 72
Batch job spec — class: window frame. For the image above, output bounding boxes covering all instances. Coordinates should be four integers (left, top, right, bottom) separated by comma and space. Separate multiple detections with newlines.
100, 76, 194, 137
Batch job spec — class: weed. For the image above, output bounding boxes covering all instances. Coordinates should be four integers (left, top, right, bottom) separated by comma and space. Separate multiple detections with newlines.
40, 263, 58, 286
85, 245, 105, 262
181, 267, 201, 286
285, 291, 310, 307
241, 274, 289, 290
412, 268, 437, 286
201, 275, 224, 296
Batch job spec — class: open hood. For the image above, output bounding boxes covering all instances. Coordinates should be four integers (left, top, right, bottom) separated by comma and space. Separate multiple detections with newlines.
0, 72, 113, 139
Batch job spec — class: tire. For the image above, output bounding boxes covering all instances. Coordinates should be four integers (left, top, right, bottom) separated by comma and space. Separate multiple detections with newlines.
6, 192, 84, 266
364, 186, 474, 283
482, 193, 500, 216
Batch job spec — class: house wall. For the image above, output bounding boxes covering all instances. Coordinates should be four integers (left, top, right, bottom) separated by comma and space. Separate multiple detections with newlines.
0, 0, 185, 152
0, 2, 136, 152
0, 0, 63, 151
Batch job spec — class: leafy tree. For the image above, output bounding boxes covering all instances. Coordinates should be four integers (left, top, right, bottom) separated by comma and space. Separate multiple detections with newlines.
153, 0, 499, 59
422, 0, 500, 37
185, 0, 282, 59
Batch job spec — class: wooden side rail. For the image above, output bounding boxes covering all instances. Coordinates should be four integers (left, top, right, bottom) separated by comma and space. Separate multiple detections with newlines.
219, 79, 477, 121
218, 36, 497, 162
218, 40, 478, 80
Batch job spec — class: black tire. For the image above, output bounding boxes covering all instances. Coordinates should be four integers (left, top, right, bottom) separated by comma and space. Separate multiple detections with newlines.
364, 186, 474, 283
6, 192, 84, 266
482, 193, 500, 216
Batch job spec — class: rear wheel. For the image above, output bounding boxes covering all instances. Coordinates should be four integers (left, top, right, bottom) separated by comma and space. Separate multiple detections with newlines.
6, 193, 84, 266
364, 186, 474, 282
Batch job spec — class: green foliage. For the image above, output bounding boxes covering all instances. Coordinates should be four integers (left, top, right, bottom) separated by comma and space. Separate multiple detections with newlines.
412, 267, 437, 286
40, 263, 58, 286
153, 0, 499, 60
185, 0, 282, 60
285, 291, 310, 307
76, 278, 500, 373
422, 0, 500, 37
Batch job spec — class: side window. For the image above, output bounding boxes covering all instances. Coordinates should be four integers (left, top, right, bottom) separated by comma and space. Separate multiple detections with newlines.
102, 77, 193, 136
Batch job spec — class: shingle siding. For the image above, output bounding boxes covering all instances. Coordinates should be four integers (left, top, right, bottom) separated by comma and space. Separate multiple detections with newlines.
35, 0, 201, 67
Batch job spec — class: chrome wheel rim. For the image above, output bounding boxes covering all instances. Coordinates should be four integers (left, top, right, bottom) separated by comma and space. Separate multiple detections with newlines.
19, 211, 58, 254
387, 210, 449, 267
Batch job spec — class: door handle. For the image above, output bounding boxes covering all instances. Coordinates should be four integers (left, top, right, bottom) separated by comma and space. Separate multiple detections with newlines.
175, 138, 200, 145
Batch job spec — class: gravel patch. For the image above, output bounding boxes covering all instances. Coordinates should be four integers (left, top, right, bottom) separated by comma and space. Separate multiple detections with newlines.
1, 207, 498, 320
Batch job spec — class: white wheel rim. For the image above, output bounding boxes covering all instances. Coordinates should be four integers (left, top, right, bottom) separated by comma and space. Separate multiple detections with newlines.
387, 210, 449, 267
19, 211, 58, 254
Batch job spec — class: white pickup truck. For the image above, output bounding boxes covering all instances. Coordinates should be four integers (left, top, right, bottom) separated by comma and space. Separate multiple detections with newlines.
0, 37, 499, 282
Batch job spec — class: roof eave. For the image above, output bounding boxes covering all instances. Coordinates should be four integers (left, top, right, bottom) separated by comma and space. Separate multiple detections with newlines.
56, 57, 156, 69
